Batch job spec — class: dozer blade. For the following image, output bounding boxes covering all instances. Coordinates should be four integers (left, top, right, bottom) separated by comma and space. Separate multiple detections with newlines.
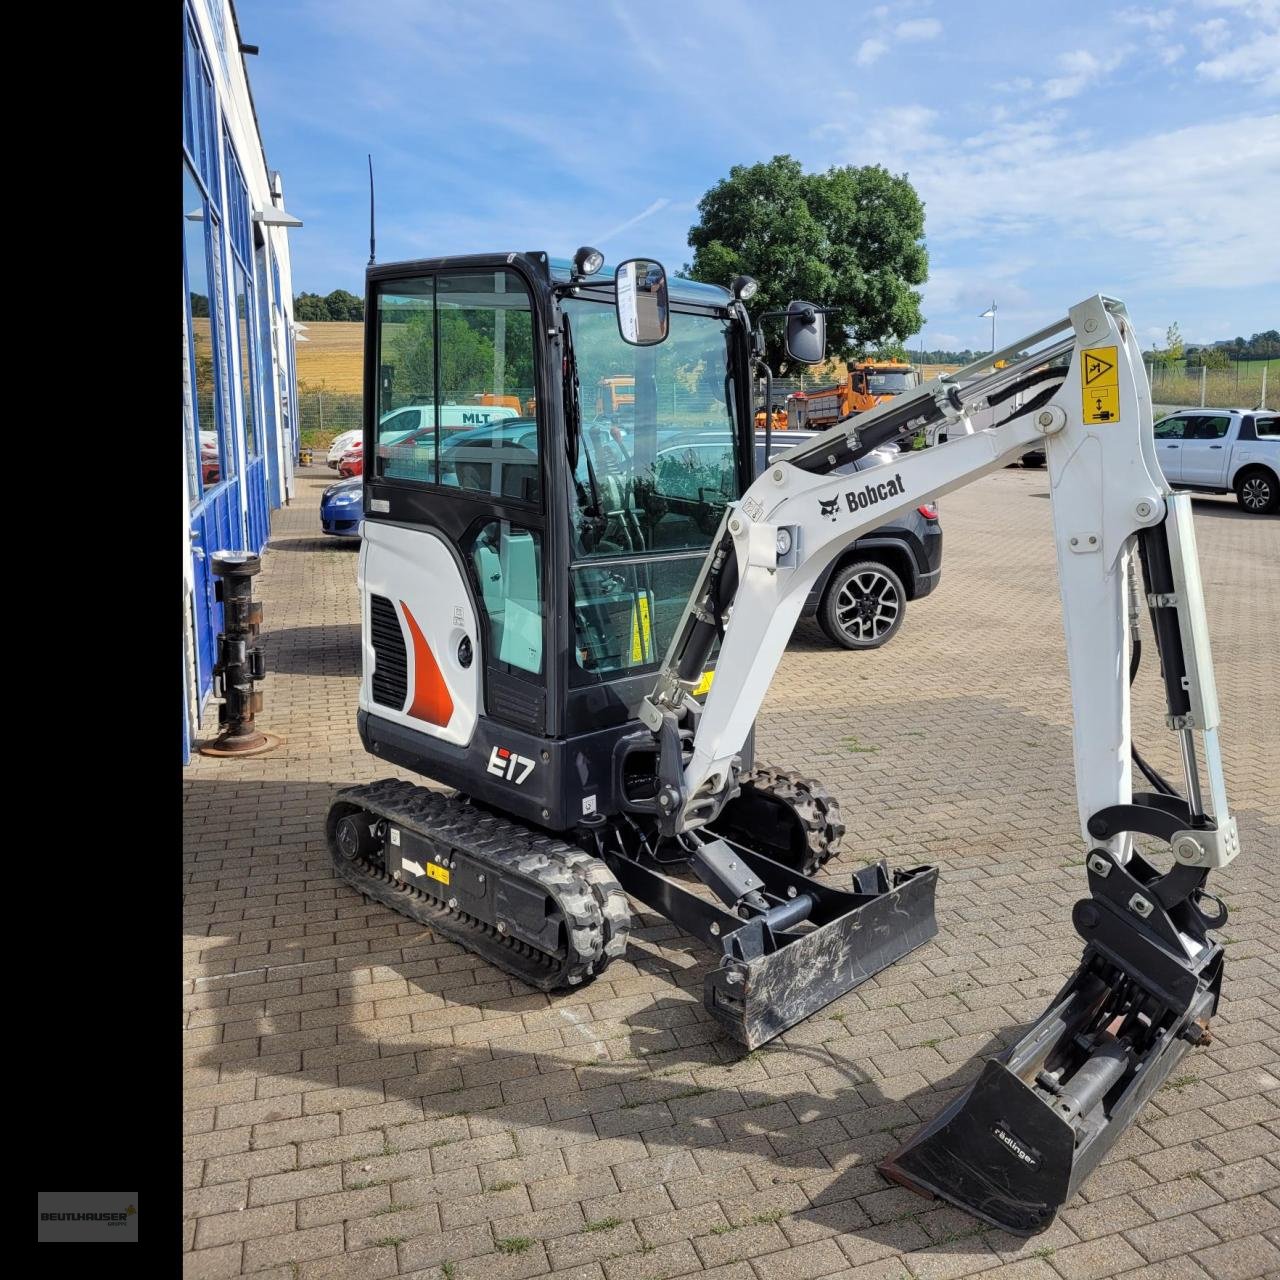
707, 858, 939, 1048
880, 938, 1224, 1235
608, 844, 937, 1050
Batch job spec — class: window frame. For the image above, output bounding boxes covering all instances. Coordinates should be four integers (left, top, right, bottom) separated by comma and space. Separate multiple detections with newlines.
370, 267, 544, 509
1153, 416, 1187, 440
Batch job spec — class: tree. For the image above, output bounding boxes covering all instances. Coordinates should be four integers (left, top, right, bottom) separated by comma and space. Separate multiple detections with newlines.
324, 289, 364, 322
685, 155, 927, 368
1165, 322, 1184, 363
294, 292, 329, 322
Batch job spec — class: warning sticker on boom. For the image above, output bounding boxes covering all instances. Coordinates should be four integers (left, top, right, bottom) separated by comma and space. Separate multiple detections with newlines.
1081, 346, 1120, 424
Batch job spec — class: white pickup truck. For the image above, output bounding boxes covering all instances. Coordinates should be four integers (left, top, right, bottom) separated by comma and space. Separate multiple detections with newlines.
1152, 407, 1279, 514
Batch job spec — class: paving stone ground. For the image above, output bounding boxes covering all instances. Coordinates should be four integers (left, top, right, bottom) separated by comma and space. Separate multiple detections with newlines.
184, 465, 1280, 1280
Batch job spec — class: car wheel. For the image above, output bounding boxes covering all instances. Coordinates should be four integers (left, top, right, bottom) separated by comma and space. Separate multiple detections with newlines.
1022, 455, 1045, 468
1235, 467, 1279, 514
818, 560, 907, 650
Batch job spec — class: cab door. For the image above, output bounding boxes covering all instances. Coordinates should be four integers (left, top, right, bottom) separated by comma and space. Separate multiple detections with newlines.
361, 263, 552, 748
1152, 414, 1186, 484
1178, 413, 1233, 487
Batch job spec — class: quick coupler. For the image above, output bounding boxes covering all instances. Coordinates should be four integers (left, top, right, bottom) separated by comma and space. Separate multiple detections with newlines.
879, 842, 1225, 1235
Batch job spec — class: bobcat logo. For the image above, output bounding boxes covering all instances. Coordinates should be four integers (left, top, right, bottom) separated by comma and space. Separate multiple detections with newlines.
819, 496, 840, 521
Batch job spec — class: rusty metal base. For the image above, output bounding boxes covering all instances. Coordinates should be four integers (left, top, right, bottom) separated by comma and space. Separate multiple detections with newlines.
198, 730, 283, 758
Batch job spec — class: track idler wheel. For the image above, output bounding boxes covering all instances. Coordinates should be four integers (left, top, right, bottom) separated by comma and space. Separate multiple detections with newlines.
329, 804, 382, 863
708, 764, 845, 876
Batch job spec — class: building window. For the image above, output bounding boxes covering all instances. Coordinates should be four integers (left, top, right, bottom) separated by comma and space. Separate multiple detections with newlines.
184, 165, 213, 500
234, 263, 258, 457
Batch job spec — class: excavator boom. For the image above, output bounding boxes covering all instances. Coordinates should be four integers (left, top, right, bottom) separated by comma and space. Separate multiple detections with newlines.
639, 294, 1237, 1232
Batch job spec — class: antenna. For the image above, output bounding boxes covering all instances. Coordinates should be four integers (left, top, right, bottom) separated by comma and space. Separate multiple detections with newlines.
367, 154, 376, 267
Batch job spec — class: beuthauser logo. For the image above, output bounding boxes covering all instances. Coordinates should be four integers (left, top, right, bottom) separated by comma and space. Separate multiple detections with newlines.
819, 473, 907, 520
41, 1205, 136, 1224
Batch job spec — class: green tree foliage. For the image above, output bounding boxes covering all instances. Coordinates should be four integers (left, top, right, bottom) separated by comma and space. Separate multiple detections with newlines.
294, 292, 330, 322
293, 290, 365, 322
685, 155, 927, 367
388, 308, 536, 405
324, 289, 364, 322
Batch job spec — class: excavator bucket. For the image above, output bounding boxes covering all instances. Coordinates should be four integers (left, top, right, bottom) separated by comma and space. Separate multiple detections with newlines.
880, 846, 1226, 1235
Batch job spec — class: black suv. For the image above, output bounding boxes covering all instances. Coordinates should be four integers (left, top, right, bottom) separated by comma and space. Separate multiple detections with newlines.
755, 431, 943, 649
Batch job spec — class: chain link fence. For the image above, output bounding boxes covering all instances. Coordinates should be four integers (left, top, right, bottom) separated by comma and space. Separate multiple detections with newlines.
1144, 360, 1272, 411
299, 360, 1272, 452
298, 388, 362, 445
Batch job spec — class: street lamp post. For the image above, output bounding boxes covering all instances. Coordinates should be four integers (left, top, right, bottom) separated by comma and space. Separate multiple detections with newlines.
979, 301, 997, 355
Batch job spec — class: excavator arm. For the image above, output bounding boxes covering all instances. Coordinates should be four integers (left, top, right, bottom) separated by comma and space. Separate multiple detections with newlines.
638, 294, 1239, 1233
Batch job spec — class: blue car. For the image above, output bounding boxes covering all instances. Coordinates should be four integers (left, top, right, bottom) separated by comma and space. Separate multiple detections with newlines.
320, 477, 362, 538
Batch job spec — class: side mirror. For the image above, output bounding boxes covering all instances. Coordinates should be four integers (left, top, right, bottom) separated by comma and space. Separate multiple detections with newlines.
615, 259, 669, 346
784, 300, 826, 365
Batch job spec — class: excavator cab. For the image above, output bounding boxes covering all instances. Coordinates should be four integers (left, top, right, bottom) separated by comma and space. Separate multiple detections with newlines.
357, 254, 753, 808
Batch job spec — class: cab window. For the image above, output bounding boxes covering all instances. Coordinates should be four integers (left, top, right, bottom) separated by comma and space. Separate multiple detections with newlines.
373, 270, 539, 502
1153, 417, 1186, 439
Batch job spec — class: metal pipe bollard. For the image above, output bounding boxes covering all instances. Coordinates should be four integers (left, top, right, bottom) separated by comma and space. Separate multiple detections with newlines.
199, 551, 280, 756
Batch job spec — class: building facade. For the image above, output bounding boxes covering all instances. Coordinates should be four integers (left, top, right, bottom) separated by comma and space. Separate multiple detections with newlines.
182, 0, 300, 762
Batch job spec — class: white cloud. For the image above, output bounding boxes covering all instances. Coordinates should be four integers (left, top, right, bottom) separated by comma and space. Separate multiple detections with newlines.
1195, 16, 1232, 48
850, 9, 942, 67
828, 108, 1280, 292
856, 37, 888, 66
897, 18, 942, 39
1196, 31, 1280, 92
594, 198, 671, 246
1157, 42, 1186, 64
1044, 48, 1128, 100
1118, 7, 1175, 29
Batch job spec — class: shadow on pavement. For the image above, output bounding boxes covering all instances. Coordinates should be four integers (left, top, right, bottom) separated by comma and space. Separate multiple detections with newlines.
183, 775, 1074, 1266
261, 623, 361, 676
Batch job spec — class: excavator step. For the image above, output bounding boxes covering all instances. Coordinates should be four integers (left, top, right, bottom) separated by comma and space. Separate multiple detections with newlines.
326, 779, 630, 991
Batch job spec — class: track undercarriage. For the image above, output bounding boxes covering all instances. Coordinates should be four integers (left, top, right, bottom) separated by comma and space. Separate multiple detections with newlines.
326, 766, 938, 1048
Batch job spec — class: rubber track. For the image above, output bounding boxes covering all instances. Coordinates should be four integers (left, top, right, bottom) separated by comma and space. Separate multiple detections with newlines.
720, 764, 847, 876
327, 779, 629, 992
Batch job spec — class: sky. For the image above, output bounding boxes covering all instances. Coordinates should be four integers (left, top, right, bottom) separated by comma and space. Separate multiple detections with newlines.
239, 0, 1279, 352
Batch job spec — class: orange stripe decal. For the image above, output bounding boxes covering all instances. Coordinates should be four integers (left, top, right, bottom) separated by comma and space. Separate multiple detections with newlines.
400, 602, 455, 727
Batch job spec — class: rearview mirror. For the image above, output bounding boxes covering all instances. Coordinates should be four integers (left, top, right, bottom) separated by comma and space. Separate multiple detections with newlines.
616, 259, 669, 346
785, 300, 825, 365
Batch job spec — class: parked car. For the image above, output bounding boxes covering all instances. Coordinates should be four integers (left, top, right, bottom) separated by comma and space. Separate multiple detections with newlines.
199, 430, 220, 485
338, 441, 363, 479
1152, 408, 1278, 513
320, 477, 363, 538
755, 430, 942, 649
326, 429, 362, 468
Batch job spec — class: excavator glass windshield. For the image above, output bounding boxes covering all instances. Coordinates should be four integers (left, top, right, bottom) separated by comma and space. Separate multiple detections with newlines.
562, 298, 741, 681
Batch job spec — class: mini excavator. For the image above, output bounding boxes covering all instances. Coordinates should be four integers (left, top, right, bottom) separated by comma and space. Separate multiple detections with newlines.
327, 251, 1238, 1233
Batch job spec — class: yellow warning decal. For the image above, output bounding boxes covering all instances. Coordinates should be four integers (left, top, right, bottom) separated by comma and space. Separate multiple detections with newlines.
1081, 346, 1120, 424
426, 862, 450, 886
693, 669, 714, 697
629, 594, 654, 664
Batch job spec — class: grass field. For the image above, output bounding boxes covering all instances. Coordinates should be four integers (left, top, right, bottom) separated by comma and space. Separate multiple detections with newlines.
295, 322, 363, 394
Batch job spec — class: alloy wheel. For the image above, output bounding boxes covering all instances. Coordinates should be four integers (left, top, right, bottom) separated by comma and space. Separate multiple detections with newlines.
1241, 476, 1272, 511
834, 570, 900, 642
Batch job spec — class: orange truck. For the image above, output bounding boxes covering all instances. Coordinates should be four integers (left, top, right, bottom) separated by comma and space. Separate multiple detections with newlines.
794, 360, 919, 429
596, 375, 635, 416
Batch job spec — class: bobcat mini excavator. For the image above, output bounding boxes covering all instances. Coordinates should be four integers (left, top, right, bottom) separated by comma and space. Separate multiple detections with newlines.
327, 251, 1239, 1234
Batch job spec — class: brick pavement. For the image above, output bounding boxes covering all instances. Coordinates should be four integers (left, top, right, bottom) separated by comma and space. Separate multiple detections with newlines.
184, 466, 1280, 1279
